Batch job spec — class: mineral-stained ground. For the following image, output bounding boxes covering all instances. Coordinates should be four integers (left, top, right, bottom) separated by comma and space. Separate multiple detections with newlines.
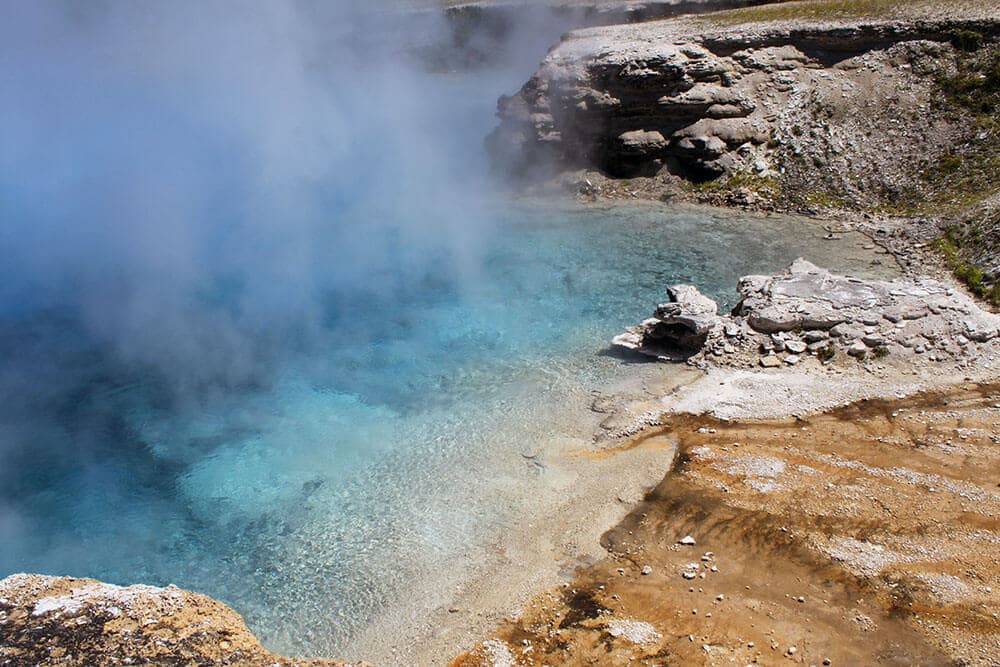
454, 383, 1000, 667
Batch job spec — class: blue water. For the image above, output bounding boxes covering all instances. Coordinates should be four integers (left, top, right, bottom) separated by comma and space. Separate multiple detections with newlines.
0, 199, 896, 657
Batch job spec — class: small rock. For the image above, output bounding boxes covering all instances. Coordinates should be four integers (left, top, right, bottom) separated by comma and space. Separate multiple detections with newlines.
785, 340, 807, 354
848, 341, 868, 358
759, 355, 782, 368
784, 354, 800, 366
862, 333, 884, 347
679, 535, 697, 545
788, 646, 798, 655
641, 565, 653, 576
807, 340, 829, 353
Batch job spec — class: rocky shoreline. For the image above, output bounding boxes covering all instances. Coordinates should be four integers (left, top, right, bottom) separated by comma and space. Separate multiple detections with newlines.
489, 0, 1000, 293
613, 258, 999, 370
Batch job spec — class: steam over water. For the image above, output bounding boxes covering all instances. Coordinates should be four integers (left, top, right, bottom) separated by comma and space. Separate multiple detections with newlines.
1, 0, 897, 660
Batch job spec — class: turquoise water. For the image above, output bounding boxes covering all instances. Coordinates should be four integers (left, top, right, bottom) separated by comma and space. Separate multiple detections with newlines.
0, 199, 895, 656
0, 4, 900, 662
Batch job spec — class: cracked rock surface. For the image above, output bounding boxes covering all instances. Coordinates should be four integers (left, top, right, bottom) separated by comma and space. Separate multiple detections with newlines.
614, 259, 1000, 368
0, 574, 365, 667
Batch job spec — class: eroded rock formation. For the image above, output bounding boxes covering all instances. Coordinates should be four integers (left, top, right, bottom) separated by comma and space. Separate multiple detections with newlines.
614, 259, 1000, 367
613, 283, 720, 359
488, 8, 1000, 199
0, 574, 366, 667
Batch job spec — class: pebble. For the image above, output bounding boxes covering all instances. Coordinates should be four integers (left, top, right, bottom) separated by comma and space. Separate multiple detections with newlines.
788, 646, 798, 655
679, 535, 697, 545
785, 340, 808, 354
641, 565, 652, 576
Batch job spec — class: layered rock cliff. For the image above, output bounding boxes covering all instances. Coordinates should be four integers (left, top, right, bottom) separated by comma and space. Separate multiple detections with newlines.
489, 6, 998, 186
488, 0, 1000, 301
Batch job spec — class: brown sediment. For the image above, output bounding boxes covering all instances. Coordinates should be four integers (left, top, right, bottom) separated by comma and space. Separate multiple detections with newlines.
454, 383, 1000, 666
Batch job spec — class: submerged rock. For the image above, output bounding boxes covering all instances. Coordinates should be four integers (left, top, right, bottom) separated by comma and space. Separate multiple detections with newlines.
0, 573, 366, 667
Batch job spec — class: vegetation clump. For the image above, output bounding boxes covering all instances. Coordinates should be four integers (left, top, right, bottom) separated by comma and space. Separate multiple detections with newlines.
933, 228, 1000, 306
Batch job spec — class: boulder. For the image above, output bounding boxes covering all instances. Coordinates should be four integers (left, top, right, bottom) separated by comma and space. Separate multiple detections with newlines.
613, 284, 720, 359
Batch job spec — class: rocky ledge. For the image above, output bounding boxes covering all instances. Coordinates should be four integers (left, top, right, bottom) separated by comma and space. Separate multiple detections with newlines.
488, 1, 1000, 295
489, 2, 998, 184
614, 258, 1000, 368
0, 574, 366, 667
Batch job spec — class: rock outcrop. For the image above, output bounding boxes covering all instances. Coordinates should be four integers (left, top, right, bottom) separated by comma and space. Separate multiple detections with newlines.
612, 284, 720, 359
0, 574, 366, 667
613, 259, 1000, 367
488, 5, 1000, 200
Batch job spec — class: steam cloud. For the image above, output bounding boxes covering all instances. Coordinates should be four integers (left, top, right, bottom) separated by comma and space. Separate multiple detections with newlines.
0, 0, 573, 579
1, 0, 506, 390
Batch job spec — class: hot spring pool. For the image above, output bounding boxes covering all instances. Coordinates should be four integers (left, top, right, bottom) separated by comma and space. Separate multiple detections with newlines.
0, 200, 898, 660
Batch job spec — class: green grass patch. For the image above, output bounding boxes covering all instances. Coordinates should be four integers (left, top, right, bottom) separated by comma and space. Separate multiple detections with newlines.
933, 230, 1000, 306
